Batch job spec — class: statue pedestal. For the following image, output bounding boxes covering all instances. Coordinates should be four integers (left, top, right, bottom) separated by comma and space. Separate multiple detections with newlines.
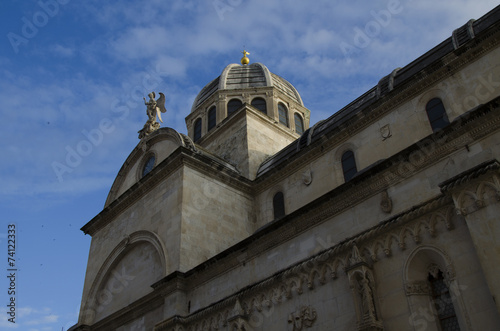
138, 120, 160, 139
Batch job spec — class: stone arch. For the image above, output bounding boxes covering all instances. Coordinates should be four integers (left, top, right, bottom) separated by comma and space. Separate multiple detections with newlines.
105, 127, 196, 207
455, 189, 480, 215
403, 245, 470, 330
80, 231, 168, 325
404, 245, 454, 283
477, 178, 500, 202
416, 88, 454, 121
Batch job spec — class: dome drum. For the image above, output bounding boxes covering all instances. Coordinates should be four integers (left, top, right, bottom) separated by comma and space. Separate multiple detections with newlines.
186, 62, 309, 144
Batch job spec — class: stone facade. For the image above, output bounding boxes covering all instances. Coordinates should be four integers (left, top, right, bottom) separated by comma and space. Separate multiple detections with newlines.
72, 6, 500, 331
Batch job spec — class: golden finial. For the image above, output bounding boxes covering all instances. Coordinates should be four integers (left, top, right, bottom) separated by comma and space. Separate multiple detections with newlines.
241, 49, 250, 65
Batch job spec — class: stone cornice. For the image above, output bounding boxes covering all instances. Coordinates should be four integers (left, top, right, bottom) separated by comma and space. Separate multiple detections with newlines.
153, 195, 457, 331
254, 94, 500, 194
253, 26, 500, 191
440, 160, 500, 192
148, 97, 500, 291
440, 159, 500, 215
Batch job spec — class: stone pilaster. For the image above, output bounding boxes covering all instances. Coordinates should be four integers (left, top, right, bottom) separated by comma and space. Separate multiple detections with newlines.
440, 160, 500, 312
346, 244, 384, 331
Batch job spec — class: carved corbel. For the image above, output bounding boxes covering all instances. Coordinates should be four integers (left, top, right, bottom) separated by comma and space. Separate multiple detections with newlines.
288, 306, 317, 331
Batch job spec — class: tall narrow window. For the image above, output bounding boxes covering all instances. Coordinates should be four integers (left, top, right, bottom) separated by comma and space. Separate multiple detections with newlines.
227, 99, 243, 117
294, 113, 304, 135
208, 106, 216, 131
342, 150, 357, 182
194, 118, 202, 142
273, 192, 285, 220
251, 97, 267, 114
278, 103, 289, 127
428, 270, 460, 330
426, 98, 449, 132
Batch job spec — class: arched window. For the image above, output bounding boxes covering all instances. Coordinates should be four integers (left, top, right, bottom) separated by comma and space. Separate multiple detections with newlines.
278, 103, 289, 127
251, 97, 267, 114
428, 270, 460, 330
227, 99, 243, 117
294, 113, 304, 135
193, 118, 202, 142
141, 154, 155, 178
207, 106, 216, 132
341, 150, 357, 182
426, 98, 449, 132
273, 192, 285, 220
405, 247, 467, 331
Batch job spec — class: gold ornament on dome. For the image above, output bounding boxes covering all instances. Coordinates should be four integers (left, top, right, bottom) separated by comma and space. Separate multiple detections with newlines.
241, 50, 250, 65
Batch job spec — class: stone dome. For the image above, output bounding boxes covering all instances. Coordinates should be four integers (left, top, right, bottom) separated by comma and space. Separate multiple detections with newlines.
190, 62, 303, 112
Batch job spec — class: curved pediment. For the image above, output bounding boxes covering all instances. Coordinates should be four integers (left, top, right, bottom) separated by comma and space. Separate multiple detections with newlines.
105, 128, 196, 207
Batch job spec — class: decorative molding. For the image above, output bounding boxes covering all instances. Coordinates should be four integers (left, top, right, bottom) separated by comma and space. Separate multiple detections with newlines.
405, 281, 432, 296
288, 306, 317, 330
255, 84, 500, 196
380, 190, 393, 214
440, 160, 500, 215
154, 201, 458, 331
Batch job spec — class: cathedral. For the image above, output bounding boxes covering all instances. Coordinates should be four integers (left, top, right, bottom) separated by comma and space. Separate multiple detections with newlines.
71, 5, 500, 331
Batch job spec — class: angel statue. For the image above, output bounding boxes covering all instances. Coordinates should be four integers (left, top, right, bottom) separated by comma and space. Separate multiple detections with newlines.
138, 92, 167, 139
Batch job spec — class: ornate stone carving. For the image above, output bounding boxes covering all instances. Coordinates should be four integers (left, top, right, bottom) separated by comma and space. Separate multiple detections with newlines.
138, 92, 167, 139
155, 202, 456, 330
380, 124, 392, 140
302, 169, 312, 186
380, 190, 392, 213
347, 265, 384, 331
288, 306, 317, 330
440, 161, 500, 215
427, 263, 440, 278
227, 299, 249, 331
348, 243, 366, 268
405, 281, 432, 295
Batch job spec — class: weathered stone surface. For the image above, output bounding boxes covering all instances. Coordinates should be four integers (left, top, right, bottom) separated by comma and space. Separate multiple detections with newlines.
72, 9, 500, 331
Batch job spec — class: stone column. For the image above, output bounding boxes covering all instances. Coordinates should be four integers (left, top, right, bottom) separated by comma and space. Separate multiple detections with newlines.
440, 161, 500, 313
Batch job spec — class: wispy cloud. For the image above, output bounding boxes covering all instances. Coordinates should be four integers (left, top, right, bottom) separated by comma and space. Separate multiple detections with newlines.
1, 0, 498, 200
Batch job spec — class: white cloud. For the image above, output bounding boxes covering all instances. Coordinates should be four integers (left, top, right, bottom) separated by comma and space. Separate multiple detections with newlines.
1, 1, 499, 200
50, 44, 75, 58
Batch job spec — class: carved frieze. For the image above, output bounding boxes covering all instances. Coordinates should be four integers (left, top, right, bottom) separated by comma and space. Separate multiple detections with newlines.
154, 202, 457, 331
405, 281, 432, 296
440, 160, 500, 215
288, 306, 317, 331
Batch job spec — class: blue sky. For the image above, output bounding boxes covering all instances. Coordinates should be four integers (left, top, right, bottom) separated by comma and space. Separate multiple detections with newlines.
0, 1, 498, 330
